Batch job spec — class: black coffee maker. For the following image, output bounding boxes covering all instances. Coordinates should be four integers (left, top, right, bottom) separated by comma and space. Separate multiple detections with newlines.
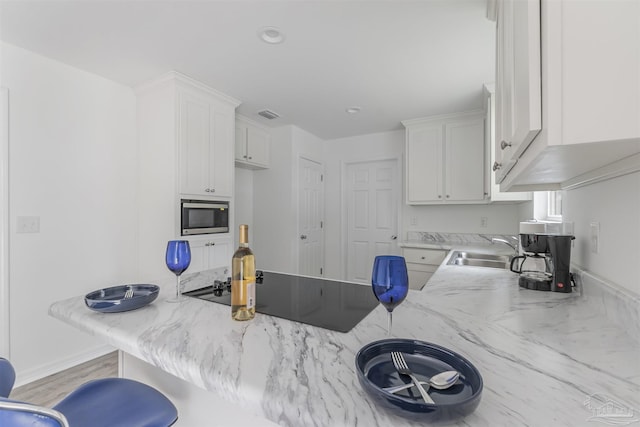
510, 233, 575, 292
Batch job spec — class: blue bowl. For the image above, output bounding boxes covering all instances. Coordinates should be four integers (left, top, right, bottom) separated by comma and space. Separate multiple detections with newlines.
355, 339, 483, 422
85, 284, 159, 313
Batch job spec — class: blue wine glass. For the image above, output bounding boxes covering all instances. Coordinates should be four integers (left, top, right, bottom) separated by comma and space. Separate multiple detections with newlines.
372, 255, 409, 336
165, 240, 191, 303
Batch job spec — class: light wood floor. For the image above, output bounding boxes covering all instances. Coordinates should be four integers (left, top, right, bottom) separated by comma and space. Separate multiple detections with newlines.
10, 351, 118, 408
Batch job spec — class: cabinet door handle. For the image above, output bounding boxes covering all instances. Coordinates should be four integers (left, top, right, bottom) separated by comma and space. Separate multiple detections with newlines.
492, 161, 502, 171
248, 156, 252, 160
438, 195, 442, 199
500, 140, 512, 150
446, 195, 450, 198
300, 235, 308, 240
391, 235, 397, 240
205, 188, 215, 193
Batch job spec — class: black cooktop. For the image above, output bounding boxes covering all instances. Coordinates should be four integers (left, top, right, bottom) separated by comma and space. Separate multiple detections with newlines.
183, 270, 379, 333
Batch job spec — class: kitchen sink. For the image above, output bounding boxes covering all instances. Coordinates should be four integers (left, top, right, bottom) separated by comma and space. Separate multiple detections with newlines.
446, 251, 511, 269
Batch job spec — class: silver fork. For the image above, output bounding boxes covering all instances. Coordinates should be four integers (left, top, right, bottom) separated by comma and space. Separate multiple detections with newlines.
390, 351, 435, 404
123, 286, 134, 299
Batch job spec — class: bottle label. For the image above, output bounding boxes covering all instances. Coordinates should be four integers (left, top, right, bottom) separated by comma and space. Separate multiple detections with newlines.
246, 281, 255, 310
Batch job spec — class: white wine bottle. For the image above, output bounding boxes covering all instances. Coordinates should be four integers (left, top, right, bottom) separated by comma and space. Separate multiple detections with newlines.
231, 224, 256, 321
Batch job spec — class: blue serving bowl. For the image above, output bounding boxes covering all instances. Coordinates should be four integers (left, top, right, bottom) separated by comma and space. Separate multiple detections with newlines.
355, 338, 483, 422
85, 284, 159, 313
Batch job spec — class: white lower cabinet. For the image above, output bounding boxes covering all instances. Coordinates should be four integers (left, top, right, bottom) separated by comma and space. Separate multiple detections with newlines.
402, 248, 447, 290
188, 236, 232, 274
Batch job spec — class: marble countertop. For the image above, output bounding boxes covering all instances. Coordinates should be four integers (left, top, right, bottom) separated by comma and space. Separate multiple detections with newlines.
49, 250, 640, 426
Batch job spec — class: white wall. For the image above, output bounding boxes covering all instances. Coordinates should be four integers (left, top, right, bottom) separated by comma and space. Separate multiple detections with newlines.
252, 126, 295, 273
1, 43, 138, 382
234, 167, 254, 249
562, 172, 640, 295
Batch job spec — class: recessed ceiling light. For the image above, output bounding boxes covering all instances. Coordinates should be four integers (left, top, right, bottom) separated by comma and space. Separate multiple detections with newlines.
346, 106, 361, 114
258, 26, 285, 44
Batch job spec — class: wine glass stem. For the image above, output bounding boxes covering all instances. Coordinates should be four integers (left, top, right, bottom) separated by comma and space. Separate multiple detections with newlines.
387, 311, 393, 336
175, 275, 181, 300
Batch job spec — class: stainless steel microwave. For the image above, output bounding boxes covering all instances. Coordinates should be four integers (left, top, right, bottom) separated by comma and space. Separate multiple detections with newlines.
181, 200, 229, 235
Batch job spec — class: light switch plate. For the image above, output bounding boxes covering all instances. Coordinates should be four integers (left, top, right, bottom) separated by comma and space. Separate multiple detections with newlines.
17, 216, 40, 233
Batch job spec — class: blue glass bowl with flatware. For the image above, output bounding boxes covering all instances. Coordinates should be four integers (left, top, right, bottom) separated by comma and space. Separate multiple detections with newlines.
355, 338, 483, 422
85, 284, 160, 313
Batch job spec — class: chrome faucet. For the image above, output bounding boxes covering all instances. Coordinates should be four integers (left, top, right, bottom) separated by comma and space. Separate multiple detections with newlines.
491, 237, 519, 254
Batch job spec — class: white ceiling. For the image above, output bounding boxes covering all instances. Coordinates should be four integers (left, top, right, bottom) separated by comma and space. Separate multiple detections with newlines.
0, 0, 496, 140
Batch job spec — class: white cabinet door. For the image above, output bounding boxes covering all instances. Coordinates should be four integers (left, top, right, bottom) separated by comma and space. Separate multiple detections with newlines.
210, 106, 234, 197
494, 0, 541, 183
234, 123, 246, 161
179, 90, 214, 196
179, 89, 234, 197
402, 248, 446, 290
188, 237, 232, 274
445, 118, 486, 202
406, 124, 442, 203
246, 127, 270, 167
235, 117, 270, 169
483, 84, 531, 202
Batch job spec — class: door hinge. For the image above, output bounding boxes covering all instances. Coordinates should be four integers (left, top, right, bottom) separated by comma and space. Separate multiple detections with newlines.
320, 267, 323, 275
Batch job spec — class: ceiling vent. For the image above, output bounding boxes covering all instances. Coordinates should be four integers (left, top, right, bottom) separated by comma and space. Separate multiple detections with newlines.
258, 109, 280, 120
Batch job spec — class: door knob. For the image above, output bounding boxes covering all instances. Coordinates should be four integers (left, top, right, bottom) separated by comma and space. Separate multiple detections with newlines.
300, 235, 308, 240
500, 140, 512, 150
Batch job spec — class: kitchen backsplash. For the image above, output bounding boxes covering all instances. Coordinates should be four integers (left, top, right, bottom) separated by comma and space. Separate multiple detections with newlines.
573, 268, 640, 343
405, 231, 517, 246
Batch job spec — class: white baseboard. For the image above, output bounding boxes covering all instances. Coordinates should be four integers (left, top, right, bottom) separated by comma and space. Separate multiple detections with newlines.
14, 344, 115, 388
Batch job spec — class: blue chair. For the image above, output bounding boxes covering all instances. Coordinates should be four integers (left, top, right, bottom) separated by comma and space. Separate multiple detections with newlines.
0, 357, 16, 398
1, 397, 68, 427
0, 358, 178, 427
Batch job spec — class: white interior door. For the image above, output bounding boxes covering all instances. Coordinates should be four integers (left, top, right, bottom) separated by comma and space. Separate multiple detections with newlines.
1, 88, 9, 357
298, 157, 324, 277
345, 159, 399, 283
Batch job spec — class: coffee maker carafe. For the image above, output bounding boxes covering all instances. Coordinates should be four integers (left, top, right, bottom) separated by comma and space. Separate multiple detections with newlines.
510, 233, 574, 292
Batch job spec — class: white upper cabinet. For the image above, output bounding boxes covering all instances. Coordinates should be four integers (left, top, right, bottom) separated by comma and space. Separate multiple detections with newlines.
484, 83, 532, 202
179, 85, 236, 198
490, 0, 640, 190
235, 115, 270, 169
494, 0, 542, 182
403, 111, 487, 205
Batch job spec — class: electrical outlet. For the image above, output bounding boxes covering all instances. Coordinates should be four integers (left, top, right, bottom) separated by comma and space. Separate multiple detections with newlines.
480, 217, 488, 228
590, 222, 600, 254
17, 216, 40, 233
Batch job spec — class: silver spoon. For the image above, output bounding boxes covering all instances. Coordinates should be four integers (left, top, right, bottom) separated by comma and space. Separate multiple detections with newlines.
382, 370, 460, 394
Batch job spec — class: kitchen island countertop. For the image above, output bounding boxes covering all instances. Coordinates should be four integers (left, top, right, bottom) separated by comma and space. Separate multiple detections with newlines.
49, 250, 640, 426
